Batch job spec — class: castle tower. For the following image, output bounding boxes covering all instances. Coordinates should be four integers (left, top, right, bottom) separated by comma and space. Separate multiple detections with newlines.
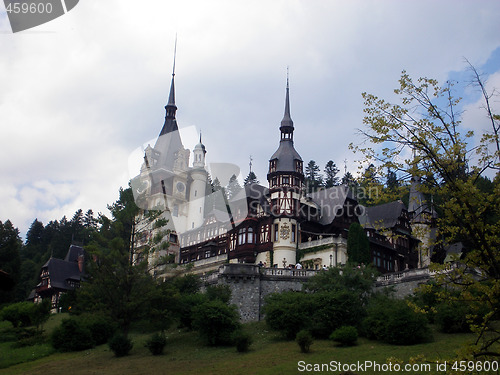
187, 135, 208, 231
267, 77, 304, 267
408, 175, 436, 268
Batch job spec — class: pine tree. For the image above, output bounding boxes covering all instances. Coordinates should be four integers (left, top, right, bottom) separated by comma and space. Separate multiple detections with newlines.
324, 160, 340, 188
305, 160, 323, 193
386, 168, 399, 190
341, 171, 355, 186
244, 171, 259, 186
226, 174, 242, 200
0, 220, 22, 304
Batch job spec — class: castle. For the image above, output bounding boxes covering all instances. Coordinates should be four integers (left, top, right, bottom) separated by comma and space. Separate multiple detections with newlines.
130, 68, 437, 277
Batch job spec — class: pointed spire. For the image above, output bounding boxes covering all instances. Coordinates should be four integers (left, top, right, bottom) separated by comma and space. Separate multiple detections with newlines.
281, 67, 293, 129
167, 35, 177, 107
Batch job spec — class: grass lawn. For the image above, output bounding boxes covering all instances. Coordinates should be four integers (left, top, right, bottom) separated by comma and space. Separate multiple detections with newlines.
0, 313, 70, 369
0, 320, 483, 375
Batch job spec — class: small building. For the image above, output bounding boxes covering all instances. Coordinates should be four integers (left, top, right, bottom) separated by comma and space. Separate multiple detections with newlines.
31, 245, 85, 310
361, 201, 419, 272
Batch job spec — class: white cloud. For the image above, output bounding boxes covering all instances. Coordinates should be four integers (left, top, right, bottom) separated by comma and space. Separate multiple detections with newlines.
1, 0, 500, 237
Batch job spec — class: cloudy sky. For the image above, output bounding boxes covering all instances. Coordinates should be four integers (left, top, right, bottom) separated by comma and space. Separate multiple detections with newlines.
1, 0, 500, 239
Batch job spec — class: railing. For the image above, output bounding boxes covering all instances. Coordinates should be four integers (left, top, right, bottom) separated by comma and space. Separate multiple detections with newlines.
192, 254, 227, 267
376, 263, 461, 285
376, 268, 433, 285
298, 236, 337, 250
261, 268, 319, 278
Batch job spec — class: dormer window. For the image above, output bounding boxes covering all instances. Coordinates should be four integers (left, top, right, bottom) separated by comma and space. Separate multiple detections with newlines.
269, 160, 277, 173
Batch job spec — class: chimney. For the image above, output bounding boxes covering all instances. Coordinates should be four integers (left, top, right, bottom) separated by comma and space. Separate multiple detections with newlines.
78, 254, 84, 273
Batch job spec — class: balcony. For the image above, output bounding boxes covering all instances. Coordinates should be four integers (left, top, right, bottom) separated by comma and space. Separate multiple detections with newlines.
298, 236, 337, 250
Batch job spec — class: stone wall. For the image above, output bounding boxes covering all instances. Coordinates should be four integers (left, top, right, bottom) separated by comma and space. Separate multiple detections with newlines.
203, 264, 436, 322
374, 268, 431, 298
209, 264, 317, 322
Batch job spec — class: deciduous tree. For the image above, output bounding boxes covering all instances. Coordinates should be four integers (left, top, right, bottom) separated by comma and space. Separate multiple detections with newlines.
352, 69, 500, 358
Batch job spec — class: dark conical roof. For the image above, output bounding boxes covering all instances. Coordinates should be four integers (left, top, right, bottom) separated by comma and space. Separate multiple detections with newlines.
269, 76, 302, 173
153, 73, 184, 173
167, 75, 176, 107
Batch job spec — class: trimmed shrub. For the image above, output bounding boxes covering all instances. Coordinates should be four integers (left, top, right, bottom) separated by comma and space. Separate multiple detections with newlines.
145, 332, 167, 355
330, 325, 358, 346
264, 292, 311, 340
192, 300, 240, 346
175, 293, 209, 330
309, 291, 365, 339
109, 333, 133, 357
80, 314, 117, 345
206, 285, 232, 304
435, 303, 470, 333
264, 290, 365, 340
362, 295, 431, 345
0, 302, 36, 328
232, 330, 253, 353
296, 330, 313, 353
51, 318, 94, 352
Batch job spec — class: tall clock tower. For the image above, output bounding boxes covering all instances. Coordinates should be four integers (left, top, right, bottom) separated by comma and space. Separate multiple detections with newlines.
267, 78, 304, 267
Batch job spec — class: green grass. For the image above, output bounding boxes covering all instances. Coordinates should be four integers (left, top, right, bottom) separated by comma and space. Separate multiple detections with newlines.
0, 321, 483, 375
0, 313, 69, 369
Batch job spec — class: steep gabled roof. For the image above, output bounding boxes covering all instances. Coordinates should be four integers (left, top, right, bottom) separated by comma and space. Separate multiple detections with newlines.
308, 185, 354, 225
361, 201, 406, 230
42, 258, 82, 290
64, 244, 85, 263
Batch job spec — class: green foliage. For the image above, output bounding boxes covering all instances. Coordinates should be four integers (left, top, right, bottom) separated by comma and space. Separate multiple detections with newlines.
172, 274, 201, 295
362, 295, 431, 345
0, 220, 22, 304
309, 291, 365, 339
0, 301, 49, 329
434, 302, 470, 333
175, 293, 209, 330
79, 313, 117, 345
346, 223, 371, 265
330, 325, 358, 346
354, 69, 500, 356
324, 160, 340, 187
108, 332, 133, 357
266, 268, 374, 340
295, 330, 313, 353
305, 265, 375, 301
231, 330, 253, 352
206, 284, 232, 304
264, 292, 310, 340
264, 289, 365, 340
75, 186, 167, 335
51, 318, 94, 352
305, 160, 323, 193
145, 332, 167, 355
192, 300, 241, 346
244, 171, 259, 186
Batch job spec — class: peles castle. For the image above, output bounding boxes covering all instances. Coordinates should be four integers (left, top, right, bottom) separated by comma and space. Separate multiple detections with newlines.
130, 68, 438, 278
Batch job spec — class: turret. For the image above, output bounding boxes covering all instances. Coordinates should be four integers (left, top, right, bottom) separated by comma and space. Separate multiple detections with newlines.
267, 76, 304, 267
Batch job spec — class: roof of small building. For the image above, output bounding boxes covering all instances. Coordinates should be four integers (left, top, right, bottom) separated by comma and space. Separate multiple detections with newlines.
360, 201, 407, 230
41, 245, 85, 291
308, 185, 354, 225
